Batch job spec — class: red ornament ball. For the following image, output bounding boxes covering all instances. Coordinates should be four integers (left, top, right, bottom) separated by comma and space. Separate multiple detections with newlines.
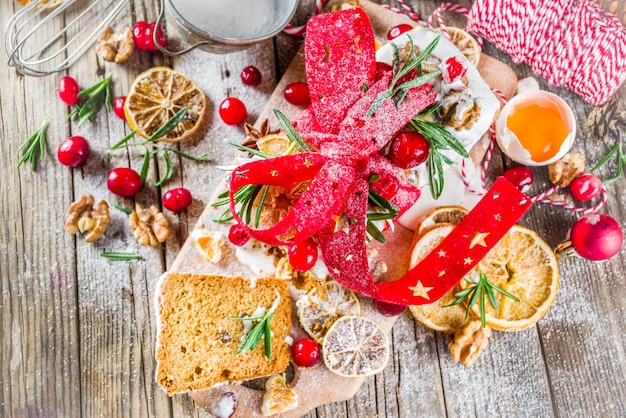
163, 187, 192, 212
57, 136, 90, 167
292, 338, 320, 368
569, 213, 623, 261
503, 166, 533, 193
107, 167, 142, 197
219, 97, 248, 125
570, 173, 603, 202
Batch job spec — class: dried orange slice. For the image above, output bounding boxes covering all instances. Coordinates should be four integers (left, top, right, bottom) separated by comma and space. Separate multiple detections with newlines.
434, 27, 481, 66
408, 223, 468, 332
461, 225, 559, 331
124, 67, 207, 142
297, 280, 361, 343
322, 316, 390, 377
257, 133, 292, 156
416, 206, 468, 235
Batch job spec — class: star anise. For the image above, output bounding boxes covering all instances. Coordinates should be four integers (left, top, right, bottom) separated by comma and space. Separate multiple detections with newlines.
241, 119, 276, 151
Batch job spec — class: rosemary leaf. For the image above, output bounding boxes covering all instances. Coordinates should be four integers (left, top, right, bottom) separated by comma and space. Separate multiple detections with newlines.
428, 152, 445, 199
235, 317, 268, 355
274, 109, 310, 152
167, 148, 209, 162
140, 151, 151, 184
154, 151, 174, 187
264, 316, 273, 359
392, 70, 441, 95
17, 121, 47, 171
591, 143, 619, 173
366, 212, 398, 221
113, 203, 133, 214
100, 252, 140, 260
107, 131, 138, 152
255, 186, 270, 228
230, 142, 273, 159
390, 41, 401, 76
147, 108, 188, 142
367, 189, 400, 213
366, 90, 391, 117
366, 220, 386, 243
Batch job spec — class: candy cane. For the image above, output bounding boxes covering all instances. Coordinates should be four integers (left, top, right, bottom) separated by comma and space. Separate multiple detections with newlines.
283, 0, 327, 36
427, 2, 484, 50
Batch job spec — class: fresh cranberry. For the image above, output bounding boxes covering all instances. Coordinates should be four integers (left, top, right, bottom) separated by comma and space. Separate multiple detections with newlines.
58, 76, 80, 106
107, 167, 142, 197
144, 22, 167, 52
292, 338, 320, 368
240, 66, 262, 87
284, 82, 311, 107
375, 300, 407, 316
503, 166, 534, 193
57, 136, 90, 167
570, 173, 603, 202
442, 56, 468, 83
132, 21, 150, 50
288, 239, 318, 272
162, 187, 192, 212
113, 96, 127, 121
228, 224, 250, 246
370, 173, 399, 201
387, 23, 414, 40
219, 97, 248, 125
389, 131, 430, 169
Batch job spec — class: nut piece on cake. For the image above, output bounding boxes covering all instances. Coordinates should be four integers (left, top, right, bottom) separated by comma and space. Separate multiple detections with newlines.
65, 194, 110, 242
155, 273, 292, 395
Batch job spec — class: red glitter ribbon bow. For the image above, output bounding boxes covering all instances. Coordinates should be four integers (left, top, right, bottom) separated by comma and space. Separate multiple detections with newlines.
229, 9, 532, 305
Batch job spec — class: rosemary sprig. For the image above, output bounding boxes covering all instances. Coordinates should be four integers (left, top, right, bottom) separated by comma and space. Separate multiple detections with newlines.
107, 108, 208, 186
367, 35, 442, 116
68, 74, 112, 126
100, 252, 140, 260
113, 203, 133, 214
591, 133, 626, 184
365, 188, 399, 243
227, 294, 281, 359
409, 112, 469, 199
446, 269, 520, 328
17, 120, 47, 171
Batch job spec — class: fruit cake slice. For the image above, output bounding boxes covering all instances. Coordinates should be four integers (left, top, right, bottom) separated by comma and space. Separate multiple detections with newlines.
155, 273, 292, 395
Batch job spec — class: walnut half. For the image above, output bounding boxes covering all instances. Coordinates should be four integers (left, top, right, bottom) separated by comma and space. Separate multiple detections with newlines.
129, 206, 169, 246
96, 26, 134, 63
65, 194, 110, 243
548, 152, 586, 187
449, 320, 491, 367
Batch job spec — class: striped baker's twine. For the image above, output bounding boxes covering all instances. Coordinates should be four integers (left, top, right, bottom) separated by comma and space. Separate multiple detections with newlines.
427, 3, 484, 50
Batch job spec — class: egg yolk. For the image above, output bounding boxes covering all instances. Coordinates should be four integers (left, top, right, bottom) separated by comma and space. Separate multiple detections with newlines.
506, 99, 569, 162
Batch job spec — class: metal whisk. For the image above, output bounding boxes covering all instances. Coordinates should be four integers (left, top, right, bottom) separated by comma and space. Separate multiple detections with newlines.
5, 0, 129, 76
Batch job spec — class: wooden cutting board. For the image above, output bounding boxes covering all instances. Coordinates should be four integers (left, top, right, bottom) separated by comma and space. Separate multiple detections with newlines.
163, 1, 519, 417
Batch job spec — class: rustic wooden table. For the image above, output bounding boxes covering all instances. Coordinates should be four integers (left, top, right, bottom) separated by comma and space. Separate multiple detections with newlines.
1, 0, 625, 417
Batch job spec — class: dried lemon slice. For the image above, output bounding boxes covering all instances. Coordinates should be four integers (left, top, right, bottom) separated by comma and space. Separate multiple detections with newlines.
409, 223, 468, 332
124, 66, 207, 142
261, 374, 298, 416
461, 225, 559, 331
322, 316, 390, 377
434, 27, 481, 66
416, 206, 468, 235
297, 280, 361, 343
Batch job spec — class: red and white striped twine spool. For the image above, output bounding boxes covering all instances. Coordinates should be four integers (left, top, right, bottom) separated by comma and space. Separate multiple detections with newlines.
463, 0, 626, 106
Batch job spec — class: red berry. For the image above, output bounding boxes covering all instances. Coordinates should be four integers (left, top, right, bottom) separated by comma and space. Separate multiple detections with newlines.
132, 21, 150, 50
292, 338, 320, 368
219, 97, 248, 125
375, 300, 407, 316
240, 66, 262, 87
387, 23, 414, 40
58, 76, 80, 106
57, 136, 90, 167
570, 173, 603, 202
503, 166, 533, 193
144, 22, 167, 52
569, 213, 623, 261
163, 187, 192, 212
284, 82, 311, 107
288, 239, 318, 272
228, 224, 250, 246
389, 131, 430, 169
443, 56, 468, 83
107, 167, 142, 197
113, 96, 127, 121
